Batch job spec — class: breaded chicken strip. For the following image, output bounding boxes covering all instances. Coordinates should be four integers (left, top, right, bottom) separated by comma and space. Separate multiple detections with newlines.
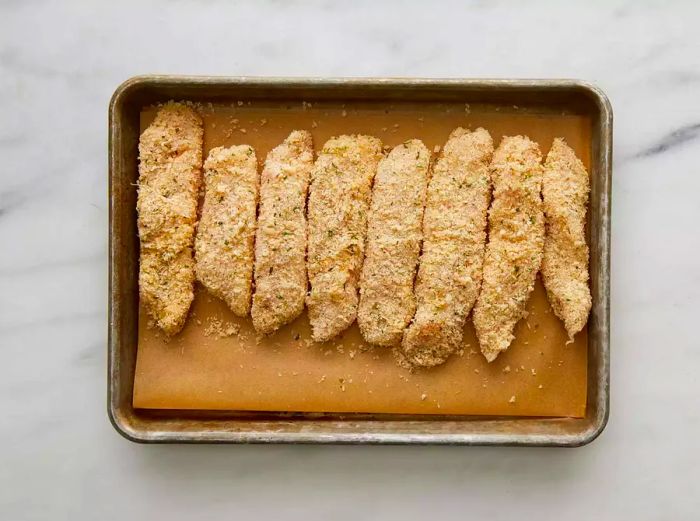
137, 102, 203, 335
358, 139, 430, 346
473, 135, 545, 362
306, 135, 383, 342
251, 131, 314, 334
402, 128, 494, 366
541, 138, 591, 339
195, 145, 258, 317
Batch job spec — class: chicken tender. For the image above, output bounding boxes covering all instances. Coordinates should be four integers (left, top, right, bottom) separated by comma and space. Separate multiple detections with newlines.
306, 135, 383, 342
358, 139, 430, 346
251, 131, 314, 334
402, 128, 494, 366
541, 138, 591, 339
137, 102, 203, 335
195, 145, 258, 317
473, 135, 545, 362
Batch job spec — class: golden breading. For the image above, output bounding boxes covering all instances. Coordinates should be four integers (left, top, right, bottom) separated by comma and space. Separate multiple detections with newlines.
251, 131, 314, 334
195, 145, 258, 317
401, 128, 494, 366
357, 139, 430, 346
306, 135, 383, 342
137, 102, 203, 336
541, 138, 591, 339
473, 135, 545, 362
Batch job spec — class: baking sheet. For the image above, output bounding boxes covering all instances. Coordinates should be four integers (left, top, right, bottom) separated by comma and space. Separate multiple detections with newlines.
133, 100, 589, 417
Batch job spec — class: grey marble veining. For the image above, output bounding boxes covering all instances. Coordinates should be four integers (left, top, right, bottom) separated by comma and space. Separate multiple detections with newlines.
1, 1, 700, 519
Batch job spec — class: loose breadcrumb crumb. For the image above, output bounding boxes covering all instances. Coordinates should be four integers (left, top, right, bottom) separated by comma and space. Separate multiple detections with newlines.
203, 317, 241, 339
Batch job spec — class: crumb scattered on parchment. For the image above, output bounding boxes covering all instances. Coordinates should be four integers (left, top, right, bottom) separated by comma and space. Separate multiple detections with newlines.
341, 110, 347, 117
311, 120, 318, 128
503, 365, 511, 373
433, 145, 441, 154
203, 317, 240, 339
509, 395, 516, 404
538, 384, 544, 389
335, 344, 345, 354
421, 393, 427, 401
531, 368, 537, 376
392, 347, 415, 371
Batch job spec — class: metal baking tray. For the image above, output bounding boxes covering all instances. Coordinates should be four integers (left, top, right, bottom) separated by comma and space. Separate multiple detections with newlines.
108, 76, 611, 446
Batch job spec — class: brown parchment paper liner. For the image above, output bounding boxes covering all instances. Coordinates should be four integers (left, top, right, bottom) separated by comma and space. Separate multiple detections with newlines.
133, 102, 589, 418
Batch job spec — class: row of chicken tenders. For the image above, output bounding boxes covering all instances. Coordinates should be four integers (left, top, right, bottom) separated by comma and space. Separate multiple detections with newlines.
137, 102, 591, 365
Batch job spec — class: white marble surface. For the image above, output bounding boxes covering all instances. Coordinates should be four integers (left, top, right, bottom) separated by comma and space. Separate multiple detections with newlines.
1, 0, 699, 519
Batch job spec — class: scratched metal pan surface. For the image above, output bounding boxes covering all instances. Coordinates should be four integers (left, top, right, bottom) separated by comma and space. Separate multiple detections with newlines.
108, 76, 611, 446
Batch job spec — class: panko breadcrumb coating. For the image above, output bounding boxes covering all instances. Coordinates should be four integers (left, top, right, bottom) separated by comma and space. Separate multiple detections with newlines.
306, 135, 383, 342
195, 145, 258, 317
358, 139, 430, 346
401, 128, 494, 367
473, 135, 545, 362
541, 138, 591, 339
251, 131, 314, 334
137, 102, 203, 336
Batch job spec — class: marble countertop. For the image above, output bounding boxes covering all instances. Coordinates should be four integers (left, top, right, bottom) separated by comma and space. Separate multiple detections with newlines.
2, 1, 699, 519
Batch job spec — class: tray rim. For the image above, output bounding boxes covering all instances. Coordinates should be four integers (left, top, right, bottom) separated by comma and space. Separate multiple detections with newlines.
108, 75, 611, 446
